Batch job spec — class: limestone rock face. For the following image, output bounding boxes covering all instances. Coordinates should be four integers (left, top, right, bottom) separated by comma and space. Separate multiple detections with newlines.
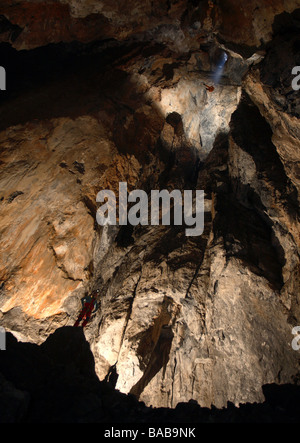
0, 116, 112, 318
218, 0, 300, 48
0, 0, 300, 414
1, 0, 299, 50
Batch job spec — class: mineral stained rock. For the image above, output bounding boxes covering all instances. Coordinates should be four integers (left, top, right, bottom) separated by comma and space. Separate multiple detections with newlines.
0, 0, 299, 415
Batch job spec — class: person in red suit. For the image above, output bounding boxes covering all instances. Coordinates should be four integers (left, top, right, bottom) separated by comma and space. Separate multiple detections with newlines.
74, 290, 100, 327
204, 83, 215, 92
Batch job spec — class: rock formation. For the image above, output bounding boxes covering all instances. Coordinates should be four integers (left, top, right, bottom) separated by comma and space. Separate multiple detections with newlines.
0, 0, 299, 420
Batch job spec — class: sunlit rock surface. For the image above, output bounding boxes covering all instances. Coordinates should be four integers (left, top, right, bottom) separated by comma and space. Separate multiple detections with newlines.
0, 0, 299, 416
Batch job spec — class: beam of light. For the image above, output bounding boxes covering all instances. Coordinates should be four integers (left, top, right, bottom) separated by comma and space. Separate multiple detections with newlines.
213, 51, 228, 85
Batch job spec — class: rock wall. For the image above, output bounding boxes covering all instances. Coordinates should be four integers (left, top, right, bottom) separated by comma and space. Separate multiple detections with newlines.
0, 0, 299, 413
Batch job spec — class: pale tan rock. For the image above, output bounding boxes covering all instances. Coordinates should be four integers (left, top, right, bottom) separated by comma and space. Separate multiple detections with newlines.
0, 1, 299, 413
